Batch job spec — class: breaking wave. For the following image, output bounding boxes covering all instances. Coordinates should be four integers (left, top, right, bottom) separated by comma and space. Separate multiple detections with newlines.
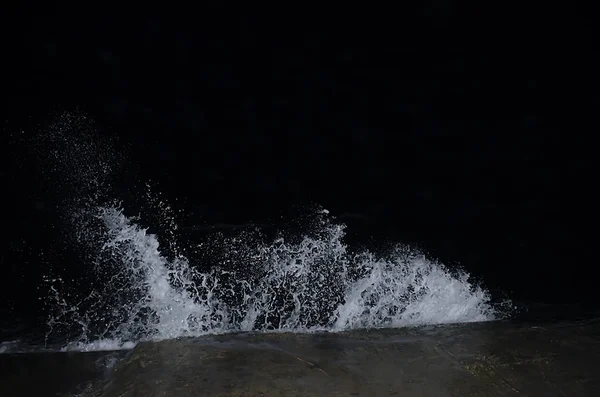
43, 204, 498, 352
4, 112, 507, 353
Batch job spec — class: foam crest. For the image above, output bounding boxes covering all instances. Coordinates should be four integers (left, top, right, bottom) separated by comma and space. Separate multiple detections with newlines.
24, 112, 503, 352
43, 204, 498, 351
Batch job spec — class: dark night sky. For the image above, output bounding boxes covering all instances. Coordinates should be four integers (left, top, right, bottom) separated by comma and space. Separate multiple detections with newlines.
1, 4, 598, 308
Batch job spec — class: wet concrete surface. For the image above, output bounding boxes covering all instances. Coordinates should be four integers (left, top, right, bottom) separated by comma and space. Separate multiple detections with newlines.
2, 318, 599, 396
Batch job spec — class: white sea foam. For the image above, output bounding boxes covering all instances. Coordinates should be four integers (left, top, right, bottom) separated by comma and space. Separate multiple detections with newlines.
15, 112, 504, 353
43, 205, 498, 352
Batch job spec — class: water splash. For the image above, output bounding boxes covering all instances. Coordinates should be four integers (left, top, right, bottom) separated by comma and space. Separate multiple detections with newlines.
9, 111, 505, 353
43, 204, 499, 352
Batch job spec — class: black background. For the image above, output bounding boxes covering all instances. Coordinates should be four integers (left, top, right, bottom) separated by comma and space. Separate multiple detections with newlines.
1, 4, 597, 323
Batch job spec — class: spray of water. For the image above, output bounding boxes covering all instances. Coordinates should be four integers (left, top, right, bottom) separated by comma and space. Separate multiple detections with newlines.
10, 112, 505, 352
44, 203, 498, 352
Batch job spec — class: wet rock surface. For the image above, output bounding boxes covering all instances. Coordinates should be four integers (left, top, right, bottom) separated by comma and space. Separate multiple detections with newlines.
2, 319, 599, 396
